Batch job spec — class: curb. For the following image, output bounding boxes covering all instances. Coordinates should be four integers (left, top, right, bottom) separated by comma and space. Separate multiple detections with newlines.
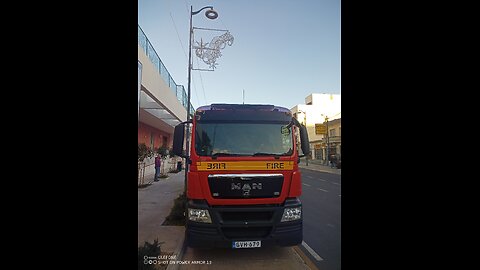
299, 165, 341, 175
166, 229, 186, 270
292, 245, 320, 270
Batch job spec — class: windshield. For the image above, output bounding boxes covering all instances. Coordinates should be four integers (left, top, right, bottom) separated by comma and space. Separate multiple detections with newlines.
195, 122, 293, 156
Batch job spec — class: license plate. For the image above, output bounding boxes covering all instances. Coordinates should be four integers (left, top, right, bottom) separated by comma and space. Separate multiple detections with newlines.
232, 241, 261, 249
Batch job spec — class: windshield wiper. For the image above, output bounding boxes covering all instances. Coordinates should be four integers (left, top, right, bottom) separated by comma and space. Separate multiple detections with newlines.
252, 152, 284, 157
211, 152, 245, 157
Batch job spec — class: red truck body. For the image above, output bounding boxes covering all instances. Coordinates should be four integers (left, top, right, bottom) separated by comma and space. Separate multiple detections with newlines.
173, 104, 309, 248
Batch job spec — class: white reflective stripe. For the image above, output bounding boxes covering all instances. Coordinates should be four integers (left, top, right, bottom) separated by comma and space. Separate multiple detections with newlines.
302, 241, 324, 261
208, 174, 283, 178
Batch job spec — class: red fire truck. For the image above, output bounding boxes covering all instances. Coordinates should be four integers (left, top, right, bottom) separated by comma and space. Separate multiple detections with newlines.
172, 104, 310, 249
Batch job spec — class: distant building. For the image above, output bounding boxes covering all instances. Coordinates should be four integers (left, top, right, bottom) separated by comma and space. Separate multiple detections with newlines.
323, 117, 341, 161
291, 93, 341, 163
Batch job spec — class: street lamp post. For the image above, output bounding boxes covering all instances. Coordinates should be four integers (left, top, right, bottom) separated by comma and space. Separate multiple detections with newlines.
185, 6, 218, 192
321, 114, 330, 166
325, 116, 330, 166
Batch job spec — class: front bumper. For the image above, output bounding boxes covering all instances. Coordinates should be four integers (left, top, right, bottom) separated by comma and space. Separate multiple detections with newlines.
186, 198, 302, 248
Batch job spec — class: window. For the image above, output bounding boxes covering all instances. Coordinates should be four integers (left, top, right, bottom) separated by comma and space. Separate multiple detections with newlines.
163, 136, 168, 147
150, 132, 154, 149
330, 129, 336, 137
314, 144, 322, 160
195, 122, 293, 156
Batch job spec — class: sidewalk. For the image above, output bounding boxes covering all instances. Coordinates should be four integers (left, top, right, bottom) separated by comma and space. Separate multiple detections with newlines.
138, 170, 186, 255
298, 160, 341, 175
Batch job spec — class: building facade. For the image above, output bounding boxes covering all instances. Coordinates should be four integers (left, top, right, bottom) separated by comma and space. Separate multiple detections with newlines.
138, 25, 192, 151
291, 93, 341, 163
321, 117, 341, 162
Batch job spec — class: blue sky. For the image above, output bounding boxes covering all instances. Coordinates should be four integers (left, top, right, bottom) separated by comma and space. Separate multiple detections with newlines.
138, 0, 340, 110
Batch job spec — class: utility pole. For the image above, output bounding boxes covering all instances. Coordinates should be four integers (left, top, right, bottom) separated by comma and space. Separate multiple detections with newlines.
325, 116, 329, 166
186, 5, 219, 193
185, 5, 233, 193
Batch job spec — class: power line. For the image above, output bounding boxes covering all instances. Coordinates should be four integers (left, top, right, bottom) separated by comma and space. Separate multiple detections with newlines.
217, 9, 230, 30
176, 0, 217, 107
183, 0, 189, 14
182, 0, 208, 106
191, 76, 201, 108
169, 12, 188, 61
169, 10, 200, 107
194, 56, 208, 105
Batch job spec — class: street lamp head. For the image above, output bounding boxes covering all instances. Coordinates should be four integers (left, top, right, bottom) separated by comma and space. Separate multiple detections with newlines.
191, 6, 218, 18
205, 9, 218, 19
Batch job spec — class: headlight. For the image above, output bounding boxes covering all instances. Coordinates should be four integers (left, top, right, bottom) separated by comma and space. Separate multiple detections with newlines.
281, 207, 302, 222
188, 208, 212, 223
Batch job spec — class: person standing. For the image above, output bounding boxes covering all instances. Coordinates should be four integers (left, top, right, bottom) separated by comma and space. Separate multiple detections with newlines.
154, 154, 161, 181
330, 155, 337, 168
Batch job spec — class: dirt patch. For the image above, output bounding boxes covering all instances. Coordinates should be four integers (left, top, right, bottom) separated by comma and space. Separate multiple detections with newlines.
162, 192, 186, 226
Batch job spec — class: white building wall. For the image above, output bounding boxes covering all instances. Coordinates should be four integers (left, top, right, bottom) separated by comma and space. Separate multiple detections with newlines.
291, 93, 341, 160
138, 45, 187, 122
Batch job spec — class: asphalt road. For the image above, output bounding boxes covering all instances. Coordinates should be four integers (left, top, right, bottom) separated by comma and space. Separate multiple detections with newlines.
299, 168, 341, 270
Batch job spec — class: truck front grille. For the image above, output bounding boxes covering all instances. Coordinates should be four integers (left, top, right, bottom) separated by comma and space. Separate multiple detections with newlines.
220, 211, 273, 222
221, 227, 272, 239
208, 174, 284, 199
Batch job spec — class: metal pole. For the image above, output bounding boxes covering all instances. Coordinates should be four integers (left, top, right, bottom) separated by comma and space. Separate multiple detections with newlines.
184, 6, 193, 193
184, 5, 218, 194
326, 116, 329, 167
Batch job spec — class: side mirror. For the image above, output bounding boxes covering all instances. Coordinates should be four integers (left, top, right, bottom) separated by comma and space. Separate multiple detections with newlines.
289, 117, 310, 158
299, 125, 310, 157
173, 122, 187, 158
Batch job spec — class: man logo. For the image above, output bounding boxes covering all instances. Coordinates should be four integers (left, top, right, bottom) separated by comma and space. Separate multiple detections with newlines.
242, 184, 251, 196
242, 184, 252, 191
252, 183, 262, 190
231, 182, 263, 197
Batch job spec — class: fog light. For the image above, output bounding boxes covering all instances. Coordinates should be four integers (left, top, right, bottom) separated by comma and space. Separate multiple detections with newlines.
188, 208, 212, 223
281, 207, 302, 222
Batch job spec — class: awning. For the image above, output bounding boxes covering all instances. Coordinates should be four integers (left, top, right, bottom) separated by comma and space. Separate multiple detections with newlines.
139, 90, 181, 127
